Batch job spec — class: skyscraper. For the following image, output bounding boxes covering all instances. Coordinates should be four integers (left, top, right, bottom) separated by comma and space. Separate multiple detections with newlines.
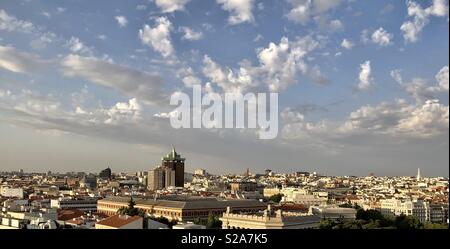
161, 147, 185, 187
417, 168, 421, 181
148, 167, 165, 191
148, 147, 186, 190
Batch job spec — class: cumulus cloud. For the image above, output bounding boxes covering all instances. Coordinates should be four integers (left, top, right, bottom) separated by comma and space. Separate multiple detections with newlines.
391, 65, 449, 102
401, 0, 449, 43
286, 0, 342, 25
61, 54, 167, 105
115, 15, 128, 28
357, 61, 373, 91
177, 67, 202, 88
0, 45, 45, 73
217, 0, 255, 25
179, 26, 204, 41
371, 27, 393, 46
202, 36, 321, 93
154, 0, 190, 13
0, 9, 35, 33
66, 37, 93, 55
435, 65, 449, 91
139, 17, 175, 58
341, 39, 354, 50
257, 36, 320, 91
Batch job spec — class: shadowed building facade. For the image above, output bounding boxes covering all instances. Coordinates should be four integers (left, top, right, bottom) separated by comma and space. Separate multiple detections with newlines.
148, 147, 185, 190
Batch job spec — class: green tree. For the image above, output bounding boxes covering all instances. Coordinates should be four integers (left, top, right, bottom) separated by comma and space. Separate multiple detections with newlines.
206, 214, 222, 229
394, 214, 423, 229
268, 194, 283, 203
117, 197, 145, 217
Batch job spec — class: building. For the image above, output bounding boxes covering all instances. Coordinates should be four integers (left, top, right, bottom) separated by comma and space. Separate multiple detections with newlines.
308, 206, 357, 220
81, 175, 97, 190
50, 197, 98, 212
380, 199, 442, 223
148, 167, 165, 191
95, 214, 143, 229
0, 186, 24, 198
99, 167, 112, 180
194, 169, 207, 176
230, 182, 257, 192
97, 196, 267, 222
220, 205, 320, 229
147, 148, 185, 190
161, 147, 185, 187
173, 223, 206, 229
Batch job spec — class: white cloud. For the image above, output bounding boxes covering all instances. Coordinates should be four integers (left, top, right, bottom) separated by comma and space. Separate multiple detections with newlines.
217, 0, 255, 25
401, 0, 449, 43
0, 9, 35, 33
66, 37, 93, 55
202, 36, 321, 93
357, 61, 373, 91
371, 27, 393, 46
391, 65, 449, 101
136, 5, 147, 11
154, 0, 190, 13
61, 54, 167, 105
257, 36, 320, 91
179, 26, 204, 41
115, 15, 128, 28
286, 0, 342, 25
30, 31, 57, 50
177, 66, 202, 87
139, 17, 174, 58
341, 39, 354, 50
435, 65, 449, 91
105, 98, 142, 124
0, 45, 45, 73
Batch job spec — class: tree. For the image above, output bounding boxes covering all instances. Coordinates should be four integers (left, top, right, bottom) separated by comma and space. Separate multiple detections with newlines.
206, 214, 222, 229
268, 194, 283, 203
356, 209, 384, 221
394, 214, 423, 229
117, 197, 145, 217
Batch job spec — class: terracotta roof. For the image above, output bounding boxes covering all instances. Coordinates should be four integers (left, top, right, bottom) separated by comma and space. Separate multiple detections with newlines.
57, 209, 85, 221
96, 215, 142, 228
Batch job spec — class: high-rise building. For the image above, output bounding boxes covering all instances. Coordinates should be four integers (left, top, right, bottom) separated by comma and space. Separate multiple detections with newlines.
148, 167, 165, 191
161, 147, 185, 187
147, 147, 186, 190
417, 168, 421, 181
164, 168, 176, 188
99, 167, 112, 180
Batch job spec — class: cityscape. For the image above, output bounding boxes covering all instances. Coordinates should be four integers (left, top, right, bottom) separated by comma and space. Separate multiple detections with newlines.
0, 0, 449, 235
0, 147, 448, 229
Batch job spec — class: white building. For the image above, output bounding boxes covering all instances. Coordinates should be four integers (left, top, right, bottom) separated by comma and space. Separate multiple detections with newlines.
380, 199, 435, 223
0, 186, 24, 199
50, 197, 98, 212
220, 206, 321, 229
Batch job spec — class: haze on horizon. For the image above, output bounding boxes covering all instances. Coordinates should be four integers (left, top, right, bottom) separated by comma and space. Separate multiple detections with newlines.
0, 0, 449, 177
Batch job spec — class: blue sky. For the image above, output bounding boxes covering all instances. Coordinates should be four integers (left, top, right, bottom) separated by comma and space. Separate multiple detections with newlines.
0, 0, 448, 176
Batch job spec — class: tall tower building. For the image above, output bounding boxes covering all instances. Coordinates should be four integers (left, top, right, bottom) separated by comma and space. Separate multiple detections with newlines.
161, 147, 185, 187
148, 167, 165, 191
417, 168, 421, 181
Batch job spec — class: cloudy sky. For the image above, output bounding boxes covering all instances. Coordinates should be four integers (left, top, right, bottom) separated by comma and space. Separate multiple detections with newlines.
0, 0, 448, 176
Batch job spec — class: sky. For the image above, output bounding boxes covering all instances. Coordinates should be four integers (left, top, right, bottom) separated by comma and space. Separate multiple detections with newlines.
0, 0, 448, 176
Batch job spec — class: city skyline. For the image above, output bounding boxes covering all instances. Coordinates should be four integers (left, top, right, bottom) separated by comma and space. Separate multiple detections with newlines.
0, 0, 449, 177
